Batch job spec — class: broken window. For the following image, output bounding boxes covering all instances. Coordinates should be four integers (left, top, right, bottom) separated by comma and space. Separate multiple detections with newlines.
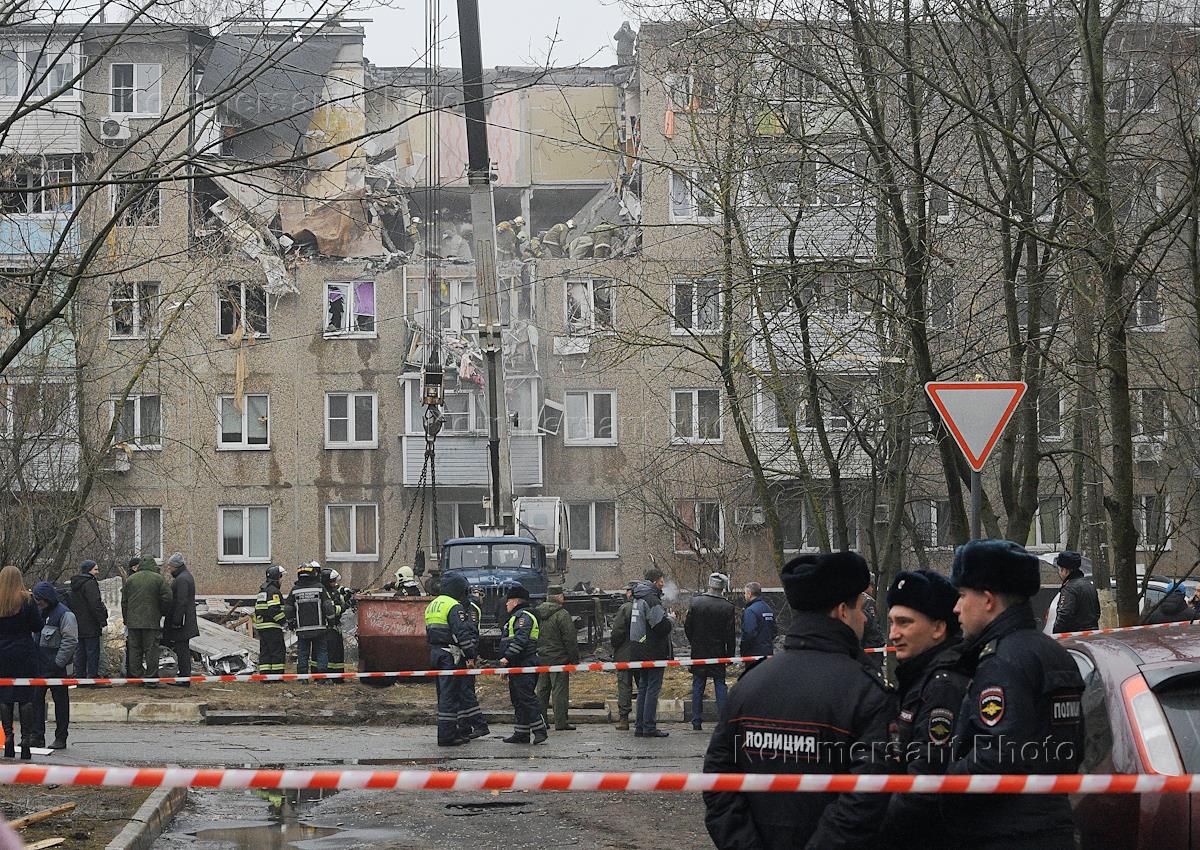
500, 272, 535, 325
218, 281, 268, 336
326, 503, 378, 560
442, 389, 485, 434
0, 155, 76, 214
564, 390, 616, 444
113, 394, 161, 449
326, 281, 376, 336
672, 278, 720, 332
505, 378, 539, 433
675, 499, 722, 553
218, 394, 269, 449
673, 388, 722, 442
220, 505, 270, 562
565, 279, 614, 334
110, 281, 159, 338
112, 507, 162, 561
669, 170, 718, 222
112, 172, 161, 227
110, 63, 161, 115
326, 392, 376, 447
26, 46, 74, 97
568, 501, 618, 555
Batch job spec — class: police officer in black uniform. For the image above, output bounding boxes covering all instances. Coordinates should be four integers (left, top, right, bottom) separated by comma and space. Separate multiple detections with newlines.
881, 569, 969, 847
703, 551, 894, 850
457, 588, 489, 738
946, 539, 1085, 850
424, 572, 478, 747
498, 584, 547, 745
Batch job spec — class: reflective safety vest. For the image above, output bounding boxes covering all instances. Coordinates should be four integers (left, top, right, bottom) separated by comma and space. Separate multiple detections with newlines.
425, 595, 461, 627
505, 609, 540, 640
470, 601, 481, 624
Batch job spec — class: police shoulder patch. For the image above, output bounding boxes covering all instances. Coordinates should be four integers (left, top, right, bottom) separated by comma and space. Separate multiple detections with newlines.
928, 707, 954, 744
979, 686, 1005, 726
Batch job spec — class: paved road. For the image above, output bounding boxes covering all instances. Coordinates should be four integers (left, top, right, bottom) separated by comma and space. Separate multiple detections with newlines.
51, 723, 716, 849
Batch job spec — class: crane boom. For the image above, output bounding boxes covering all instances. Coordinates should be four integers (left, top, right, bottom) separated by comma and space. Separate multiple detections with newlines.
457, 0, 513, 534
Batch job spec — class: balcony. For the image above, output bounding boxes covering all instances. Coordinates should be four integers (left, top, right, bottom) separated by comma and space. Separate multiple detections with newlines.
401, 433, 543, 487
0, 102, 82, 155
0, 215, 79, 257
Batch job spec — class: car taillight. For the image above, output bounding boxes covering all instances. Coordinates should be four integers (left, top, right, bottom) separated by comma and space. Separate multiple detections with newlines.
1122, 673, 1184, 775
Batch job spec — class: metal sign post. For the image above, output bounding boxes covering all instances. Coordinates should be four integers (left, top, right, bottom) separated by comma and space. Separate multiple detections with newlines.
925, 381, 1027, 540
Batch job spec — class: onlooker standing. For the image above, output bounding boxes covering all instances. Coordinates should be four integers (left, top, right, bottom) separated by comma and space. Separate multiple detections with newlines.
740, 582, 775, 672
630, 569, 673, 738
860, 575, 885, 650
1147, 580, 1196, 625
163, 553, 198, 686
684, 572, 735, 731
0, 565, 42, 759
610, 582, 635, 731
68, 560, 108, 678
535, 585, 580, 731
1051, 551, 1101, 632
31, 582, 77, 749
121, 554, 172, 686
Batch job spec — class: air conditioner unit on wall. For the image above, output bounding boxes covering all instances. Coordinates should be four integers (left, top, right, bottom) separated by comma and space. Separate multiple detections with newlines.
734, 505, 766, 528
100, 116, 131, 143
1134, 442, 1163, 463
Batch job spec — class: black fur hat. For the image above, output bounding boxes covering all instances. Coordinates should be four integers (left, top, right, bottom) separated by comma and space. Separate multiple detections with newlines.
505, 583, 530, 600
951, 539, 1041, 599
782, 550, 871, 612
887, 570, 960, 632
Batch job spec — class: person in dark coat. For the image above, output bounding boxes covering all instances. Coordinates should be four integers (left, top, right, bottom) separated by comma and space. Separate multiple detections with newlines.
684, 572, 736, 730
946, 539, 1085, 850
68, 560, 108, 678
703, 551, 893, 850
122, 555, 172, 684
0, 566, 41, 759
740, 582, 775, 673
254, 566, 288, 674
162, 553, 198, 685
1051, 551, 1101, 632
534, 585, 580, 731
31, 581, 77, 749
1146, 581, 1196, 624
630, 569, 674, 738
498, 584, 547, 745
881, 570, 969, 848
610, 582, 635, 730
424, 572, 478, 746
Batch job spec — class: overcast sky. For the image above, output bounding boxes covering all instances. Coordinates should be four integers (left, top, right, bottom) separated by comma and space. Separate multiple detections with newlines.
362, 1, 635, 68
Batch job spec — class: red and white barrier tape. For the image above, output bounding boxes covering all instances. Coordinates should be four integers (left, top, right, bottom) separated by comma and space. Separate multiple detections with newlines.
2, 619, 1188, 688
0, 765, 1196, 794
0, 655, 769, 687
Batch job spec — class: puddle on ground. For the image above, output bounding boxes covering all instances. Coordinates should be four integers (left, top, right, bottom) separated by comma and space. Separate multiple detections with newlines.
194, 822, 339, 849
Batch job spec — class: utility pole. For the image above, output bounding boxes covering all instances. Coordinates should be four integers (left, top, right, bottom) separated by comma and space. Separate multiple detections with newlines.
457, 0, 513, 533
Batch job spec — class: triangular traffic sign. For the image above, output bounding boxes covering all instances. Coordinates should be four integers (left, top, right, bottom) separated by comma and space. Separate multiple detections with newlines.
925, 381, 1027, 472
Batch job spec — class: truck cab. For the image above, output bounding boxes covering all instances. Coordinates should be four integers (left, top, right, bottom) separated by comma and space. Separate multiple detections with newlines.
439, 535, 550, 630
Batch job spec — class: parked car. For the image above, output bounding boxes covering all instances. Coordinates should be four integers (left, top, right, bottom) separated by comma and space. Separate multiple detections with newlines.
1064, 625, 1200, 848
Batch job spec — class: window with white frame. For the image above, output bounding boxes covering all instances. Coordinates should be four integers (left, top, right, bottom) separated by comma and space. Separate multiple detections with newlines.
1016, 274, 1060, 330
326, 281, 376, 336
1133, 388, 1168, 441
1026, 496, 1065, 548
672, 388, 722, 443
780, 496, 860, 551
219, 505, 270, 562
1031, 166, 1059, 221
110, 63, 161, 116
505, 377, 540, 434
927, 174, 953, 222
112, 173, 161, 227
7, 381, 71, 438
325, 392, 376, 448
442, 388, 485, 435
805, 379, 857, 431
0, 51, 18, 98
25, 45, 75, 97
326, 503, 378, 560
808, 268, 861, 314
0, 156, 75, 214
218, 281, 268, 337
757, 381, 801, 431
112, 507, 162, 561
1127, 277, 1164, 330
928, 276, 954, 330
110, 281, 159, 338
910, 500, 953, 549
565, 278, 614, 334
666, 64, 717, 112
437, 501, 486, 539
113, 394, 161, 449
1137, 494, 1171, 549
1038, 384, 1064, 440
675, 499, 722, 553
401, 273, 477, 333
217, 394, 269, 449
1106, 55, 1159, 113
672, 278, 720, 333
564, 390, 616, 444
568, 501, 618, 555
807, 151, 861, 207
669, 170, 718, 223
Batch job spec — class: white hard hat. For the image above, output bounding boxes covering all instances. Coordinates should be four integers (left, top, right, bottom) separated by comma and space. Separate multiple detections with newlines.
396, 565, 416, 581
326, 568, 340, 583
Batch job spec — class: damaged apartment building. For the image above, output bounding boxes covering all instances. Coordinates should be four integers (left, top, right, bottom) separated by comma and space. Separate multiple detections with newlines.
0, 18, 661, 592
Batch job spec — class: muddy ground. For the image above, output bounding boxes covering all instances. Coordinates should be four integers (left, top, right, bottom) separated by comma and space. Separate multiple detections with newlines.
0, 785, 151, 850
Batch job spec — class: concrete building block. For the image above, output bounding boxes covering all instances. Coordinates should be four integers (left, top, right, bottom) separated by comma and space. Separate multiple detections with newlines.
65, 702, 130, 722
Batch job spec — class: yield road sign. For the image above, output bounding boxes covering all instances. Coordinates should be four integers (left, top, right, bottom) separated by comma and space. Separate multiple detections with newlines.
925, 381, 1027, 472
